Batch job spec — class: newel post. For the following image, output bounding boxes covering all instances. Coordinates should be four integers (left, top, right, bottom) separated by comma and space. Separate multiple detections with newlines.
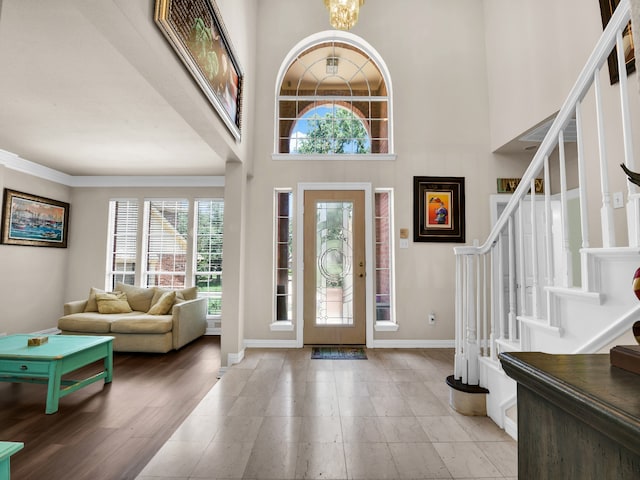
453, 245, 481, 385
449, 243, 488, 415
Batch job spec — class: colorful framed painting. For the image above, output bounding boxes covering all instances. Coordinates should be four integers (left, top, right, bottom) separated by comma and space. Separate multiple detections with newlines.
413, 176, 465, 243
598, 0, 635, 84
155, 0, 243, 141
1, 189, 70, 248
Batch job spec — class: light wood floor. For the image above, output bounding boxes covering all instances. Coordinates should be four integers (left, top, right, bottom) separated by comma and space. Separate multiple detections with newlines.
0, 336, 221, 480
137, 347, 517, 480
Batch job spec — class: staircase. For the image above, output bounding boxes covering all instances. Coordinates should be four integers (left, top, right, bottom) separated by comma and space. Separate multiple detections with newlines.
452, 0, 640, 439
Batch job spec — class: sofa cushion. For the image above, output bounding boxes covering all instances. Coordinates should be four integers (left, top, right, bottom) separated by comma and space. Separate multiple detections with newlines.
150, 286, 198, 306
84, 287, 105, 312
147, 290, 176, 315
116, 282, 155, 312
58, 312, 116, 333
110, 314, 173, 334
96, 292, 132, 314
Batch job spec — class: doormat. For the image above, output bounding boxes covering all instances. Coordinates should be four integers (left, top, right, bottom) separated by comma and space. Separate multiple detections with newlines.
311, 347, 367, 360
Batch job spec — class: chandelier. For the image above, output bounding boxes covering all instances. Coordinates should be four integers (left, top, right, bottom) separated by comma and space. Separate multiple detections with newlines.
323, 0, 365, 31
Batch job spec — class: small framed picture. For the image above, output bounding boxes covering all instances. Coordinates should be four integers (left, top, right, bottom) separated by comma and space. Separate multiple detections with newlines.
1, 189, 70, 248
413, 176, 465, 243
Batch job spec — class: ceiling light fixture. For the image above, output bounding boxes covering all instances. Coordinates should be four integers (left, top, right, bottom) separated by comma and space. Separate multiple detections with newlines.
326, 57, 339, 74
323, 0, 364, 31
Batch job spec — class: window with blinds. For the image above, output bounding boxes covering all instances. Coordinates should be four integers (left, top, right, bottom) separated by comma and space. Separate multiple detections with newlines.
143, 200, 189, 289
107, 198, 224, 319
194, 199, 224, 316
108, 200, 139, 289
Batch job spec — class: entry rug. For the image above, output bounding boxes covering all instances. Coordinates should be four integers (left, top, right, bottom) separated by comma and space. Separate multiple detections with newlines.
311, 347, 367, 360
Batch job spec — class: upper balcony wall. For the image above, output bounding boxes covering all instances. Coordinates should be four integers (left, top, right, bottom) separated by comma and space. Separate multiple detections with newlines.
483, 0, 606, 151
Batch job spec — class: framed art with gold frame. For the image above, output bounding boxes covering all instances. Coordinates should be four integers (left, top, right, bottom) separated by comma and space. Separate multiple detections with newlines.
1, 189, 70, 248
155, 0, 243, 141
413, 176, 465, 243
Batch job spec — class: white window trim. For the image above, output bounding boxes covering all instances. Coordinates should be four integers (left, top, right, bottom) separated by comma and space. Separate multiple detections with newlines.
271, 188, 294, 331
273, 30, 395, 157
374, 188, 398, 331
193, 198, 224, 321
105, 198, 140, 290
141, 198, 191, 289
272, 153, 397, 161
375, 321, 399, 332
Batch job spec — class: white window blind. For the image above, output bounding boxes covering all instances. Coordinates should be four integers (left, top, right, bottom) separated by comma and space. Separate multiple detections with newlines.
143, 200, 189, 289
108, 200, 138, 290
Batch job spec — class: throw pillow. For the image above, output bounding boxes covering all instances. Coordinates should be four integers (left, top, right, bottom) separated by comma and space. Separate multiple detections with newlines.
96, 292, 132, 314
115, 282, 155, 312
178, 286, 198, 301
84, 287, 105, 312
150, 286, 198, 306
147, 290, 176, 315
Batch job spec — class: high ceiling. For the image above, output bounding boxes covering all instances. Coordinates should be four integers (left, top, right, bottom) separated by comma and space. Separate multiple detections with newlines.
0, 0, 238, 177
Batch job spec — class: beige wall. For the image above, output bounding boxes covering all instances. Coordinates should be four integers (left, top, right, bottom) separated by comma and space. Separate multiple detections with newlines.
0, 166, 71, 334
237, 0, 531, 345
483, 0, 605, 151
1, 0, 636, 352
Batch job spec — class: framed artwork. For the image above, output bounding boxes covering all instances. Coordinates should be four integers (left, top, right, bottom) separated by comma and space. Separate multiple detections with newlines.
598, 0, 635, 84
413, 176, 465, 243
155, 0, 243, 141
497, 177, 544, 194
1, 189, 70, 248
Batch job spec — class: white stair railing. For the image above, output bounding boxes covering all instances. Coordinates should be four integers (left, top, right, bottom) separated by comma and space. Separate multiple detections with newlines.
454, 0, 635, 386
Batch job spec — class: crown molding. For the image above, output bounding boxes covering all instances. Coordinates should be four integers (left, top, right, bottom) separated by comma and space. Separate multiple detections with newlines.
0, 149, 225, 188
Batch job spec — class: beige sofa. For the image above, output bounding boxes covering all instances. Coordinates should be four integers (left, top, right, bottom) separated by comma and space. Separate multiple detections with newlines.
58, 282, 207, 353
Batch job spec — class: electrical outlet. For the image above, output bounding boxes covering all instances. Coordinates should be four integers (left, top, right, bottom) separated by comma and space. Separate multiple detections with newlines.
428, 313, 435, 325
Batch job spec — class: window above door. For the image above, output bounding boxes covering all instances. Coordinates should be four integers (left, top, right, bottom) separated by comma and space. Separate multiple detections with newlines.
273, 32, 396, 160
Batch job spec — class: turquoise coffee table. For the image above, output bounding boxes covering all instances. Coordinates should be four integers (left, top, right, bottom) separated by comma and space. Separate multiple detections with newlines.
0, 441, 23, 480
0, 334, 113, 414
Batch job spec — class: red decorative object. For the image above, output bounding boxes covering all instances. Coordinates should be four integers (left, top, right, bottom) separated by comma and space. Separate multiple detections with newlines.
634, 268, 640, 300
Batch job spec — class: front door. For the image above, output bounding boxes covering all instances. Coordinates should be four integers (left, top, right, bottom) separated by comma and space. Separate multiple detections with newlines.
303, 190, 366, 345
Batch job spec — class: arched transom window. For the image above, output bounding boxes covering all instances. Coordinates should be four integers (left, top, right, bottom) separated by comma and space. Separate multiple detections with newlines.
275, 33, 393, 158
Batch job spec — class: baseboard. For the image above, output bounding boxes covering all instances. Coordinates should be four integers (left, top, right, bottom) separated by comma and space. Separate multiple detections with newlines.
244, 339, 298, 348
30, 327, 61, 335
205, 327, 221, 336
220, 348, 246, 377
241, 338, 455, 349
504, 415, 518, 440
228, 349, 244, 364
370, 339, 455, 348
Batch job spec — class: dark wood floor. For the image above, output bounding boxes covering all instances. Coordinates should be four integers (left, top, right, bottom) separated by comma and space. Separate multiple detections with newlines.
0, 335, 221, 480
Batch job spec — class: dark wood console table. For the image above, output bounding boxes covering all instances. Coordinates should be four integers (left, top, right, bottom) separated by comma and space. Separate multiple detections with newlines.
500, 352, 640, 479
